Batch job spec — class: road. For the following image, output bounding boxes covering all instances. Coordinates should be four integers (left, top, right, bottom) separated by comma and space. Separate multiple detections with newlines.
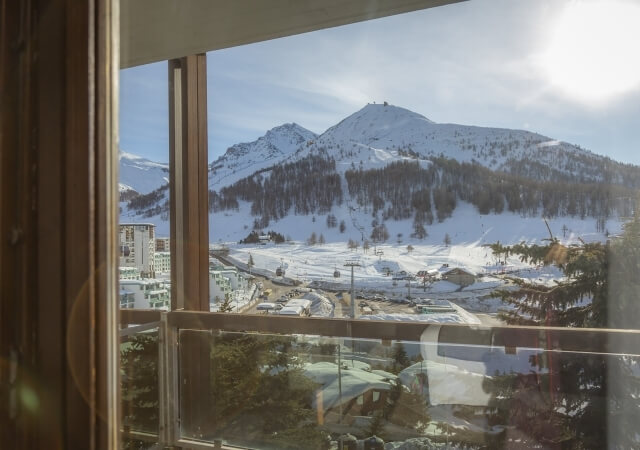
244, 276, 296, 314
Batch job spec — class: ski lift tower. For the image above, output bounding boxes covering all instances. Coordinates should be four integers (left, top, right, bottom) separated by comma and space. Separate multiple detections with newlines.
344, 259, 361, 318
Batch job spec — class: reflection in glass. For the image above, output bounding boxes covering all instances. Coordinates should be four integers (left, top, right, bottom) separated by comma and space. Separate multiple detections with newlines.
120, 328, 160, 449
174, 328, 640, 449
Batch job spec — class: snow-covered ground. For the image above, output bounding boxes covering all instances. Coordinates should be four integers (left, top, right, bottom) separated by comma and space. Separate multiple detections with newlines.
220, 231, 580, 316
207, 199, 620, 246
210, 284, 257, 312
226, 237, 582, 290
211, 200, 606, 316
304, 291, 334, 317
362, 302, 481, 324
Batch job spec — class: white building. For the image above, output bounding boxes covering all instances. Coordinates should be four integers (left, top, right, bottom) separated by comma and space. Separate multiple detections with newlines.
119, 289, 135, 309
119, 266, 141, 280
210, 264, 249, 290
154, 251, 171, 275
119, 223, 156, 278
119, 279, 170, 310
209, 271, 232, 303
286, 298, 312, 315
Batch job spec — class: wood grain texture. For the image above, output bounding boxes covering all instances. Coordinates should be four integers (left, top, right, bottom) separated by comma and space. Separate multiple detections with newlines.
1, 0, 118, 448
169, 54, 210, 312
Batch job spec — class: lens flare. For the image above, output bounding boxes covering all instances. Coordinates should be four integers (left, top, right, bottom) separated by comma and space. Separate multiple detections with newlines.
540, 0, 640, 104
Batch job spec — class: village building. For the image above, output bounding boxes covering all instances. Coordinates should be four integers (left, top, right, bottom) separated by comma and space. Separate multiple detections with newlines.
416, 269, 439, 281
441, 267, 477, 287
119, 279, 170, 310
119, 266, 141, 280
284, 298, 313, 315
154, 251, 171, 275
210, 263, 249, 290
303, 361, 397, 420
209, 271, 233, 304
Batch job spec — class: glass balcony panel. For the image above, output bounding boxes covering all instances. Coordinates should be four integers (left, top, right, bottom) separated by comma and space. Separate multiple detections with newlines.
120, 325, 160, 449
175, 325, 640, 449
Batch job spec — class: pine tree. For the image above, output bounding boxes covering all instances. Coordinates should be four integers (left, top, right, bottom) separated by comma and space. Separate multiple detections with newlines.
218, 293, 234, 313
121, 334, 159, 437
406, 245, 414, 254
486, 214, 640, 448
371, 223, 390, 243
208, 334, 328, 448
339, 220, 346, 233
411, 218, 427, 240
307, 232, 317, 246
326, 214, 337, 228
247, 253, 254, 275
443, 233, 451, 247
318, 234, 325, 245
391, 342, 410, 373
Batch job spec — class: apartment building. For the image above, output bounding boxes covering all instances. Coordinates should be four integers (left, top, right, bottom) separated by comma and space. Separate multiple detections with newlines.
119, 223, 156, 278
209, 271, 233, 304
119, 279, 170, 310
154, 251, 171, 275
210, 263, 249, 291
118, 266, 141, 280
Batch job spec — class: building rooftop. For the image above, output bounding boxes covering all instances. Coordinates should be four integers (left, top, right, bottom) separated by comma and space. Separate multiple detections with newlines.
119, 222, 157, 227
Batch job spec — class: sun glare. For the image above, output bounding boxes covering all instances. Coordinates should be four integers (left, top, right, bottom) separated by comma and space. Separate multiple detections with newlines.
540, 0, 640, 104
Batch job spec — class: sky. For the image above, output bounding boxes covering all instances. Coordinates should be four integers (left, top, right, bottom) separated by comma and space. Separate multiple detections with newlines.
120, 0, 640, 165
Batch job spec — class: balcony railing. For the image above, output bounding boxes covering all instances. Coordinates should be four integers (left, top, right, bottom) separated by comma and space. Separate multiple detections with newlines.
120, 309, 640, 449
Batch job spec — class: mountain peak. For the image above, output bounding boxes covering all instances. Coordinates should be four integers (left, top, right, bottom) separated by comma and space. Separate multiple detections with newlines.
209, 122, 317, 188
221, 122, 316, 161
320, 103, 434, 144
264, 122, 316, 141
358, 102, 433, 122
118, 149, 169, 195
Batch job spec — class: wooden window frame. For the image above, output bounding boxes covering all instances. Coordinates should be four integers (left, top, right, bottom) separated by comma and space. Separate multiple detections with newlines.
1, 0, 120, 448
169, 54, 210, 313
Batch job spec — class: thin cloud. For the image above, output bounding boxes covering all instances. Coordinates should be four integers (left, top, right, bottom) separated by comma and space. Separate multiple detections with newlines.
120, 0, 640, 164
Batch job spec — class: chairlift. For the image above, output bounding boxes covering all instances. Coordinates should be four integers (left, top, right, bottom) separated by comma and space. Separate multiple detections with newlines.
275, 267, 283, 277
333, 268, 341, 278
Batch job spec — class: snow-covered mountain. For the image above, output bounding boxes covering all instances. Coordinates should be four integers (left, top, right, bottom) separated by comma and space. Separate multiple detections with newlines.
305, 104, 619, 183
208, 103, 630, 190
209, 123, 317, 190
119, 151, 169, 195
120, 103, 640, 242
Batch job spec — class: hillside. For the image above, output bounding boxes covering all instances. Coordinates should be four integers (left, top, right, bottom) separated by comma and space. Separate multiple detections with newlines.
119, 103, 640, 243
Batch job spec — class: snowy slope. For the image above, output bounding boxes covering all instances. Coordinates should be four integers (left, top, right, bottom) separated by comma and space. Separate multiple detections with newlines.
207, 103, 624, 192
121, 103, 636, 243
311, 103, 609, 180
119, 150, 169, 194
209, 123, 317, 189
